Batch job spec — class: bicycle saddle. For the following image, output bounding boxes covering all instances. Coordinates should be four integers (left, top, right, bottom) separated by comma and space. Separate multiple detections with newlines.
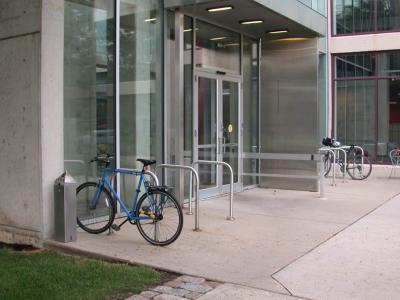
137, 158, 156, 166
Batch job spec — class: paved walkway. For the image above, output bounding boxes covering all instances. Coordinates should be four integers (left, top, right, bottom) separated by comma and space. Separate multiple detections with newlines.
46, 166, 400, 299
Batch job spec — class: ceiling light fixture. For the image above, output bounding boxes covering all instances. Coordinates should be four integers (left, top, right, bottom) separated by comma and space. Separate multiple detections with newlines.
209, 36, 227, 41
239, 20, 264, 25
267, 30, 288, 34
207, 6, 234, 12
276, 37, 308, 41
144, 18, 157, 22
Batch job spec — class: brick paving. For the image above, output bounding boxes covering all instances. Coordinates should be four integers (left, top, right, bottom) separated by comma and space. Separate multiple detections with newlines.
126, 276, 221, 300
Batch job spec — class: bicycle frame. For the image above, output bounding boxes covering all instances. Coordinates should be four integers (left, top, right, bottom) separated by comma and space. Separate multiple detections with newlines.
91, 168, 154, 221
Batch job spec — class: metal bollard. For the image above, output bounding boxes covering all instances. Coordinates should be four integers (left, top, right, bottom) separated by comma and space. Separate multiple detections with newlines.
54, 172, 77, 243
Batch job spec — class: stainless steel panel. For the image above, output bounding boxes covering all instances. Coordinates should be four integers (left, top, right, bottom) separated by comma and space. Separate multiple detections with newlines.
260, 38, 319, 191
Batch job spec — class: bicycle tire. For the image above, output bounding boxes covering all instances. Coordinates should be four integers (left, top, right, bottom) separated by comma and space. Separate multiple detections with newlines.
346, 155, 372, 180
323, 152, 333, 177
76, 182, 115, 234
136, 190, 183, 246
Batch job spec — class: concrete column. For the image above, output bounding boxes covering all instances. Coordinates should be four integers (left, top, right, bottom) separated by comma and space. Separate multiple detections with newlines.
40, 0, 64, 239
0, 0, 64, 245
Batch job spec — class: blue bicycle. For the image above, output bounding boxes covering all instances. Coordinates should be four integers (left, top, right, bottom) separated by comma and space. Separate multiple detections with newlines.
76, 154, 183, 246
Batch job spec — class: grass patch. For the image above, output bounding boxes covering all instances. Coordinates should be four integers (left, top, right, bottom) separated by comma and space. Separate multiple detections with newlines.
0, 247, 160, 300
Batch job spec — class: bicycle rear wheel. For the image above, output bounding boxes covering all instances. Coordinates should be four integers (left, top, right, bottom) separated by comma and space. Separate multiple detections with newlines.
346, 155, 372, 180
136, 190, 183, 246
76, 182, 115, 234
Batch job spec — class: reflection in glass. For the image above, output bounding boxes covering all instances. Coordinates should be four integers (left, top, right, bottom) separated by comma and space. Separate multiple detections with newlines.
378, 0, 400, 31
242, 37, 259, 186
335, 54, 375, 78
119, 0, 163, 208
195, 20, 240, 74
378, 51, 400, 77
378, 79, 400, 161
198, 77, 217, 189
334, 0, 374, 34
64, 0, 115, 183
335, 80, 376, 156
222, 81, 239, 184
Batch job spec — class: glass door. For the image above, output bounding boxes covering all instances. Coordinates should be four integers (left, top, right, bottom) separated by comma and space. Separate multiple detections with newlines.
194, 71, 241, 198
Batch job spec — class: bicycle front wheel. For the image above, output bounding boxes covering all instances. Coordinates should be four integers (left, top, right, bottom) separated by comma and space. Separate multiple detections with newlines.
346, 155, 372, 180
136, 190, 183, 246
76, 182, 115, 234
323, 152, 333, 177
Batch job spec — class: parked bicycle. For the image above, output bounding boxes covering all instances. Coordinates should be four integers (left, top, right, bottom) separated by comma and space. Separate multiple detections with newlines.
76, 154, 183, 246
322, 138, 372, 180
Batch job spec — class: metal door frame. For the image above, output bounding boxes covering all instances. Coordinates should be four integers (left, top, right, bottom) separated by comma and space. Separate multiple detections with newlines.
193, 69, 242, 198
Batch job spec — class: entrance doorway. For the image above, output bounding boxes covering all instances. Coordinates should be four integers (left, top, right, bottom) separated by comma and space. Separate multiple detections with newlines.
194, 71, 241, 198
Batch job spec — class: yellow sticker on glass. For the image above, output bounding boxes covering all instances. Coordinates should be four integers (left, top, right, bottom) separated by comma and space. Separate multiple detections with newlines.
227, 124, 233, 133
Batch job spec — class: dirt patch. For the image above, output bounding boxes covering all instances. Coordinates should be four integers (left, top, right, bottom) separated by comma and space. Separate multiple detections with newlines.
0, 241, 39, 252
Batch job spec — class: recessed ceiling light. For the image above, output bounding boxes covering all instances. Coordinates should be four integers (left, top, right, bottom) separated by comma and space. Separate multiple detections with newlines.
207, 6, 233, 12
183, 28, 199, 32
276, 37, 308, 41
210, 36, 227, 41
144, 18, 157, 22
267, 30, 288, 34
224, 43, 240, 47
239, 20, 264, 25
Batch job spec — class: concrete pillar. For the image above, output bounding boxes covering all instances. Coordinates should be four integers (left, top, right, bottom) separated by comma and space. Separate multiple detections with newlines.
0, 0, 64, 246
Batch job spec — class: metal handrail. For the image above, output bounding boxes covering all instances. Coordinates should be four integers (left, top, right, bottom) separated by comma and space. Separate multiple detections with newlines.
155, 164, 200, 231
191, 160, 235, 221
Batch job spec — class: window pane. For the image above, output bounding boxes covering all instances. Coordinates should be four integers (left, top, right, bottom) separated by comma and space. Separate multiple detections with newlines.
335, 80, 376, 157
378, 51, 400, 77
378, 79, 400, 161
378, 0, 400, 31
119, 0, 163, 208
335, 54, 375, 78
334, 0, 374, 34
64, 0, 115, 182
196, 20, 240, 74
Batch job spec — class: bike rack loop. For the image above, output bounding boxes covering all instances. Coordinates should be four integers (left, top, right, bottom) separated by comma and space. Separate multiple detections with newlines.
335, 147, 347, 182
319, 147, 337, 186
154, 164, 200, 231
145, 170, 160, 186
191, 160, 235, 221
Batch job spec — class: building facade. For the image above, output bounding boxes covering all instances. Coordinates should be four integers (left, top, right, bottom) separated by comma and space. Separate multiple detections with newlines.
0, 0, 327, 246
329, 0, 400, 162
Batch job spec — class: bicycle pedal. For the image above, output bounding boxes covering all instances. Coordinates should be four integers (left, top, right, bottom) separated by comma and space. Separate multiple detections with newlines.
111, 224, 120, 231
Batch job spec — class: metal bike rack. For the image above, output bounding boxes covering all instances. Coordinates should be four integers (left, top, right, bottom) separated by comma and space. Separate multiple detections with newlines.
145, 170, 160, 186
319, 147, 337, 186
335, 147, 348, 182
155, 164, 200, 231
191, 160, 235, 221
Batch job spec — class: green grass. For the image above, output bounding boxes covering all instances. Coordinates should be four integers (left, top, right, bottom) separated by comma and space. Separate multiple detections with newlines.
0, 247, 160, 300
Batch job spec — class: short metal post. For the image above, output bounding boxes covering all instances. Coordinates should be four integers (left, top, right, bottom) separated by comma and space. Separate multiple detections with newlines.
336, 148, 347, 182
332, 149, 336, 186
319, 154, 326, 200
188, 171, 193, 215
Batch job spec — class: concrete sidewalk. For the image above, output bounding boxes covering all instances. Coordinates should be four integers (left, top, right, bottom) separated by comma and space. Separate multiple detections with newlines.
47, 166, 400, 299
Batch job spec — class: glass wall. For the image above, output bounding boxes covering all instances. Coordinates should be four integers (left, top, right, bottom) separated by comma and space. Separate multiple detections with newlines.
298, 0, 327, 15
119, 0, 163, 208
64, 0, 164, 208
334, 51, 400, 162
242, 36, 259, 186
333, 0, 400, 35
64, 0, 115, 182
195, 20, 240, 75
